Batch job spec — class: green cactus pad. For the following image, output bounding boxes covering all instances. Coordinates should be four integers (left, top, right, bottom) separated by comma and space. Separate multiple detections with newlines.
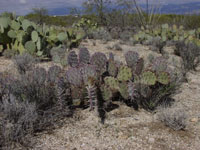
22, 19, 31, 31
36, 37, 41, 50
117, 66, 132, 82
118, 82, 129, 99
108, 60, 118, 77
157, 72, 170, 85
31, 31, 39, 42
11, 20, 20, 30
0, 17, 11, 28
104, 77, 119, 90
141, 71, 157, 85
58, 32, 68, 41
7, 30, 17, 38
101, 85, 113, 101
25, 41, 36, 54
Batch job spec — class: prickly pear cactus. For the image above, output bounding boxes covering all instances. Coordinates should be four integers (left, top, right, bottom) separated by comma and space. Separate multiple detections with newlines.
47, 65, 62, 83
128, 81, 138, 102
152, 57, 167, 73
66, 67, 82, 87
79, 47, 90, 65
125, 51, 139, 68
80, 64, 97, 84
118, 81, 129, 99
107, 60, 118, 77
117, 66, 132, 82
67, 50, 79, 67
140, 84, 152, 98
101, 84, 113, 105
86, 78, 97, 111
140, 71, 157, 85
56, 77, 68, 110
134, 58, 144, 75
90, 52, 107, 75
104, 77, 119, 90
157, 72, 170, 85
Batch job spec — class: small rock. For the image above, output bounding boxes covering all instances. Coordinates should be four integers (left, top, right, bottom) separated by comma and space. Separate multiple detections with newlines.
148, 137, 155, 144
190, 118, 198, 122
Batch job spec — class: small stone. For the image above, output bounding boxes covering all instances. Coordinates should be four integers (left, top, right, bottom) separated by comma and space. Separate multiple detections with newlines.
190, 118, 198, 122
148, 138, 155, 144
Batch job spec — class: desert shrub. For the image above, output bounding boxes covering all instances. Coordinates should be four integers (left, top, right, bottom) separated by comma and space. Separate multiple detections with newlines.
175, 41, 200, 71
182, 14, 200, 30
0, 64, 71, 149
157, 105, 187, 131
9, 66, 62, 111
2, 49, 19, 58
119, 30, 133, 41
113, 43, 123, 51
50, 46, 68, 66
128, 81, 177, 111
109, 27, 122, 39
148, 37, 166, 53
12, 53, 37, 74
89, 27, 112, 42
0, 94, 37, 149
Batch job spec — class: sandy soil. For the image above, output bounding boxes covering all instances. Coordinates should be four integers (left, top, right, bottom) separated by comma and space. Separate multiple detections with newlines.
0, 40, 200, 150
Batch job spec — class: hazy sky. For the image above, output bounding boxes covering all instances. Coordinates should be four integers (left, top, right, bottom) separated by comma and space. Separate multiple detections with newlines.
0, 0, 199, 15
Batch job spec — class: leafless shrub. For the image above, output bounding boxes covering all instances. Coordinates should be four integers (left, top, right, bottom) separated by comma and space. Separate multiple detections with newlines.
175, 41, 200, 71
157, 105, 187, 131
113, 43, 123, 51
3, 49, 19, 58
91, 27, 112, 42
0, 94, 38, 149
12, 53, 37, 74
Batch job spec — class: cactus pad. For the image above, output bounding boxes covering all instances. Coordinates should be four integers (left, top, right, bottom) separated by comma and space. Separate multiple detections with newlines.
152, 57, 167, 72
108, 60, 118, 77
118, 82, 129, 99
90, 52, 107, 74
104, 77, 119, 90
117, 66, 132, 82
125, 51, 139, 68
140, 71, 157, 85
157, 72, 170, 85
67, 51, 79, 67
79, 47, 90, 65
80, 64, 97, 84
101, 85, 113, 102
66, 67, 82, 87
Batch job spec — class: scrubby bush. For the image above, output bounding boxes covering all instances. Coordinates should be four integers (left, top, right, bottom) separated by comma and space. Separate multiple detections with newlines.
0, 94, 37, 149
0, 48, 184, 149
89, 27, 112, 42
175, 41, 200, 71
12, 53, 37, 74
2, 49, 19, 59
50, 46, 68, 66
0, 56, 71, 149
113, 43, 123, 51
157, 105, 187, 131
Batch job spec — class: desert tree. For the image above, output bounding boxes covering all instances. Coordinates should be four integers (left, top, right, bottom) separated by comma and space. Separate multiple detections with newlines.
30, 7, 48, 25
116, 0, 161, 29
82, 0, 112, 26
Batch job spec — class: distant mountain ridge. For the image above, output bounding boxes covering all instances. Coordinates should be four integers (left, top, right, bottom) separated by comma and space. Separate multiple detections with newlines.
48, 2, 200, 16
160, 2, 200, 14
